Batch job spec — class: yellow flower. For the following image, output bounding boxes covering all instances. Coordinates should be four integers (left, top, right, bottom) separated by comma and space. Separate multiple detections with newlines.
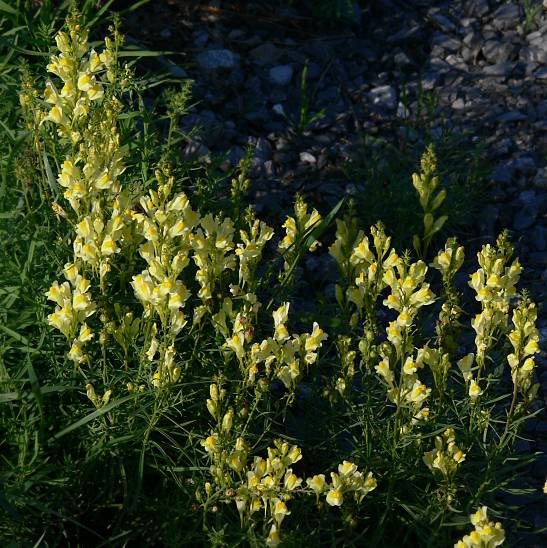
307, 474, 326, 494
326, 489, 344, 507
469, 379, 482, 399
273, 500, 290, 524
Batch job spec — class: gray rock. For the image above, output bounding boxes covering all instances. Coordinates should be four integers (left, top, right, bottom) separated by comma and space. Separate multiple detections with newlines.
183, 140, 210, 160
492, 163, 513, 184
533, 225, 547, 251
513, 156, 536, 174
196, 49, 239, 71
250, 42, 282, 64
513, 204, 539, 230
534, 67, 547, 79
533, 167, 547, 189
521, 45, 547, 64
272, 103, 285, 116
299, 152, 316, 164
397, 102, 411, 118
368, 85, 397, 110
228, 146, 246, 167
269, 65, 293, 86
465, 0, 490, 17
483, 62, 514, 77
478, 204, 499, 236
431, 13, 456, 32
496, 110, 527, 122
529, 251, 547, 265
482, 40, 514, 64
519, 190, 537, 205
253, 137, 272, 162
492, 3, 521, 30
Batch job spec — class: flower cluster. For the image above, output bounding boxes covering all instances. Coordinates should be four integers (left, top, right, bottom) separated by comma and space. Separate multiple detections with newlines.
224, 302, 328, 394
234, 440, 303, 546
375, 346, 431, 415
335, 222, 400, 327
469, 234, 521, 367
382, 259, 436, 354
279, 194, 321, 271
131, 173, 199, 387
43, 20, 106, 140
423, 428, 466, 481
46, 263, 96, 364
454, 506, 505, 548
307, 461, 377, 507
506, 298, 540, 400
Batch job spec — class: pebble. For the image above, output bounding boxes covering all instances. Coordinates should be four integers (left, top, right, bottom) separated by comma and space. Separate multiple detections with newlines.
483, 61, 514, 77
513, 204, 539, 231
492, 3, 521, 30
196, 49, 239, 71
368, 85, 397, 109
269, 65, 293, 86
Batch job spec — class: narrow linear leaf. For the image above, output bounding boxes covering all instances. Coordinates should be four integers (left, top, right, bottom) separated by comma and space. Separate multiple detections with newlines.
51, 393, 139, 440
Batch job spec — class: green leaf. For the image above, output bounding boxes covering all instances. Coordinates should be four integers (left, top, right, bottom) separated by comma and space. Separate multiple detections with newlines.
0, 0, 17, 14
51, 393, 139, 440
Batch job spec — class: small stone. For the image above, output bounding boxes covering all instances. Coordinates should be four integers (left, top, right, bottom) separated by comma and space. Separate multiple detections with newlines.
529, 251, 547, 266
492, 163, 513, 184
492, 3, 521, 30
196, 49, 239, 71
513, 204, 539, 231
269, 65, 293, 86
496, 110, 527, 122
368, 85, 397, 110
533, 225, 547, 251
533, 167, 547, 189
299, 152, 316, 164
431, 13, 456, 32
397, 102, 411, 118
466, 0, 490, 17
272, 103, 285, 116
482, 40, 514, 64
253, 137, 272, 162
519, 190, 537, 205
250, 43, 282, 64
513, 156, 536, 174
183, 140, 210, 160
483, 62, 514, 77
534, 67, 547, 79
478, 204, 499, 236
